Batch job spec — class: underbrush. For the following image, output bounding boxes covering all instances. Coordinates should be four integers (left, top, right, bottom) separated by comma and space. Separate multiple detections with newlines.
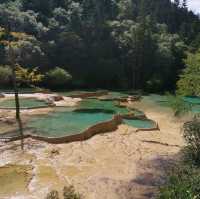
157, 164, 200, 199
46, 186, 81, 199
157, 117, 200, 199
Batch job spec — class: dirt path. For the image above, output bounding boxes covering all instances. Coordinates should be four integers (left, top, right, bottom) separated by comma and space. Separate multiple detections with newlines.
0, 99, 185, 199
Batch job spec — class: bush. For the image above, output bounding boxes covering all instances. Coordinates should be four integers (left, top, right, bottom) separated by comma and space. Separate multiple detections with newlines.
166, 94, 191, 116
46, 190, 59, 199
177, 50, 200, 96
0, 65, 12, 87
15, 65, 44, 87
45, 186, 81, 199
45, 67, 72, 88
183, 118, 200, 165
158, 118, 200, 198
63, 186, 81, 199
157, 165, 200, 199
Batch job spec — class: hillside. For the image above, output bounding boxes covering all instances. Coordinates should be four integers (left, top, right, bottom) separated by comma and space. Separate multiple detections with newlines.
0, 0, 200, 90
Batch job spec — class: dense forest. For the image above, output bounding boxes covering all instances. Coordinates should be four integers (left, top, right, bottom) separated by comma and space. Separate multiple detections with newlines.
0, 0, 200, 91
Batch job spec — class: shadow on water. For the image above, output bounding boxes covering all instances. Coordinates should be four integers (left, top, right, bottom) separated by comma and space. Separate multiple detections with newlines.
74, 108, 115, 114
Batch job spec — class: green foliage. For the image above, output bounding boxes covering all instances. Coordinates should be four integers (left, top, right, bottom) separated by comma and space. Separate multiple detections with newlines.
166, 94, 191, 116
183, 118, 200, 165
46, 190, 59, 199
46, 186, 81, 199
0, 27, 44, 88
0, 65, 12, 87
177, 49, 200, 96
157, 165, 200, 199
45, 67, 72, 88
0, 25, 43, 69
0, 0, 199, 90
158, 118, 200, 198
63, 186, 81, 199
15, 65, 44, 86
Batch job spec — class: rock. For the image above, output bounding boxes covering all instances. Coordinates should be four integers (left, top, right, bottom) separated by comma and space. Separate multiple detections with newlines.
46, 98, 56, 107
119, 98, 128, 103
128, 95, 142, 102
49, 148, 60, 158
52, 95, 64, 102
0, 93, 5, 98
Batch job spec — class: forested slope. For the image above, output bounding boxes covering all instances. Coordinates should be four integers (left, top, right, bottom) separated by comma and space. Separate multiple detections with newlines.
0, 0, 200, 91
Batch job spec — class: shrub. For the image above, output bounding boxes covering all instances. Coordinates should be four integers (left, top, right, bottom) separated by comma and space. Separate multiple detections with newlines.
46, 186, 81, 199
45, 67, 72, 88
157, 118, 200, 199
177, 50, 200, 96
0, 65, 12, 87
183, 118, 200, 165
166, 94, 191, 116
157, 165, 200, 199
46, 190, 59, 199
63, 186, 81, 199
15, 65, 44, 87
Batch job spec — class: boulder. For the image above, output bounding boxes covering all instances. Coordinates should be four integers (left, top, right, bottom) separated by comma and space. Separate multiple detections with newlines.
50, 148, 60, 156
128, 95, 142, 102
0, 93, 5, 98
46, 98, 56, 107
52, 95, 64, 102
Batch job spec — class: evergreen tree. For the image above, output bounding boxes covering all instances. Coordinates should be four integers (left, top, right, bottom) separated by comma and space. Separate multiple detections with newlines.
182, 0, 187, 9
0, 0, 199, 91
174, 0, 180, 7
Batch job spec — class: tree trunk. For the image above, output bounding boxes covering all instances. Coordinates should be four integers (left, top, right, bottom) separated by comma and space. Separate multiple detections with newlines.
12, 66, 24, 150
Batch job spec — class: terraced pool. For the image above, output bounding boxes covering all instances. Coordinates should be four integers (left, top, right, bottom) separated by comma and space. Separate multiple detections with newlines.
0, 98, 48, 109
78, 99, 130, 115
124, 119, 156, 129
145, 94, 200, 113
27, 108, 114, 137
25, 98, 155, 137
0, 92, 157, 140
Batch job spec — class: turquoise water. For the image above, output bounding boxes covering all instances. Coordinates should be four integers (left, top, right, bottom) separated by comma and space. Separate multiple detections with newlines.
124, 119, 155, 128
145, 94, 200, 113
192, 105, 200, 113
184, 97, 200, 113
78, 99, 130, 115
145, 94, 168, 103
27, 108, 113, 137
25, 98, 151, 137
0, 88, 38, 94
0, 98, 48, 108
183, 96, 200, 105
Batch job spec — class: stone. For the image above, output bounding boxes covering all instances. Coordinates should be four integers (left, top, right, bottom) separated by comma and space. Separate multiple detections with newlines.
46, 98, 56, 107
0, 93, 5, 98
52, 95, 64, 102
50, 148, 60, 157
128, 95, 142, 102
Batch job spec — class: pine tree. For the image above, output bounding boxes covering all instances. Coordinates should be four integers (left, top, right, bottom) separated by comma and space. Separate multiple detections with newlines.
182, 0, 187, 9
174, 0, 180, 7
